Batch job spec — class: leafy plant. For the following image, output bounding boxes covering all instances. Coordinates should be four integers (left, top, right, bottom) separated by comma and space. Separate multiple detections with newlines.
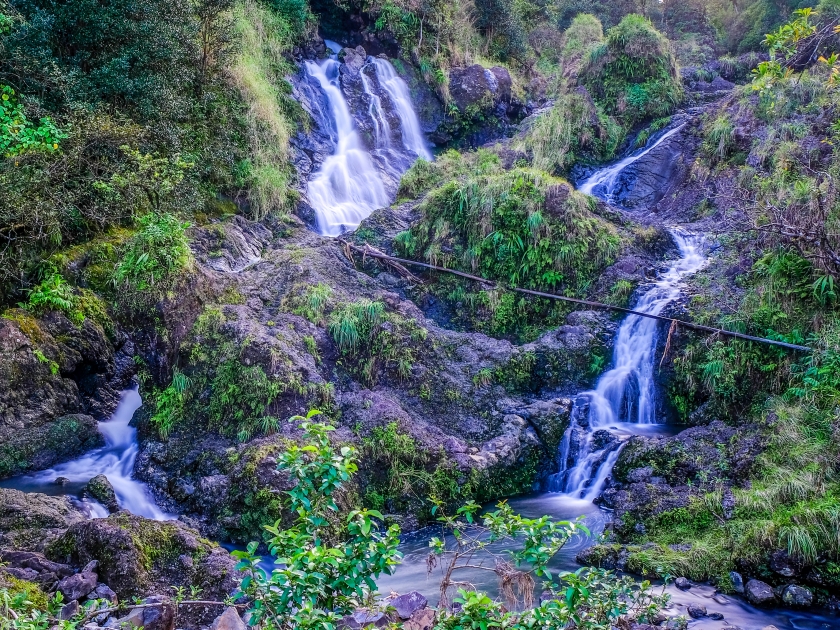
23, 274, 82, 324
114, 213, 191, 292
0, 86, 65, 158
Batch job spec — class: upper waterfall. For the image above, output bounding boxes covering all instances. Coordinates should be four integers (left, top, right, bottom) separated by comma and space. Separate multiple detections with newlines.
304, 46, 431, 236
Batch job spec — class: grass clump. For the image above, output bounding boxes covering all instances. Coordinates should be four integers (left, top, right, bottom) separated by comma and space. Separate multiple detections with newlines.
114, 213, 192, 292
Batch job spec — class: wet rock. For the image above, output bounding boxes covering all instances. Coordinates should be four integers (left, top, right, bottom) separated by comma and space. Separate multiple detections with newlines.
340, 46, 368, 76
392, 591, 427, 619
707, 611, 724, 620
60, 600, 80, 620
449, 65, 495, 111
686, 603, 706, 618
209, 607, 246, 630
112, 596, 175, 630
0, 490, 87, 552
729, 571, 745, 593
745, 579, 775, 606
769, 549, 803, 577
85, 475, 119, 513
55, 477, 70, 486
57, 571, 98, 601
47, 512, 237, 601
403, 608, 435, 630
674, 576, 691, 591
779, 584, 813, 607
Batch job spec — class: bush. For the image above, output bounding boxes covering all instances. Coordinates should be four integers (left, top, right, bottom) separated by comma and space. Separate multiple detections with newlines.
114, 213, 192, 292
581, 14, 683, 128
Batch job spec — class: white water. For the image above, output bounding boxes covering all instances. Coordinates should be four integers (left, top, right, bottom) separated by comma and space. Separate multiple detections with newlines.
578, 123, 686, 200
1, 387, 170, 520
305, 58, 389, 237
304, 46, 430, 236
548, 230, 707, 498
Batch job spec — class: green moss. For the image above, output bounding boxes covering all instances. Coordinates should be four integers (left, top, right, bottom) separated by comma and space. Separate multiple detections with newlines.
0, 574, 49, 612
1, 308, 45, 343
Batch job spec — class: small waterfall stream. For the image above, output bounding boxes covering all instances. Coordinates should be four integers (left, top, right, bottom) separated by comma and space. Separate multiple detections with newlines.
547, 230, 707, 499
0, 387, 170, 520
304, 44, 430, 236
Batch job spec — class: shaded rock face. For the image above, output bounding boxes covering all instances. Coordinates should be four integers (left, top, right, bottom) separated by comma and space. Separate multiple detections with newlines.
46, 512, 238, 601
0, 488, 86, 551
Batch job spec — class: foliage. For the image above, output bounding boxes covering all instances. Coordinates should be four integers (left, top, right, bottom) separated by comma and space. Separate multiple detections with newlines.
328, 299, 427, 386
233, 414, 403, 628
581, 14, 683, 129
0, 86, 65, 158
114, 213, 192, 292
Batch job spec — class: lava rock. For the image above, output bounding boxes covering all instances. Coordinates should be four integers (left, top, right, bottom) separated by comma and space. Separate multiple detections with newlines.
209, 607, 246, 630
674, 576, 692, 590
392, 591, 427, 619
729, 571, 745, 593
57, 571, 98, 601
85, 475, 119, 513
745, 579, 776, 605
403, 608, 435, 630
0, 489, 86, 551
779, 584, 813, 607
339, 610, 389, 628
686, 603, 707, 618
769, 549, 803, 577
707, 611, 724, 620
60, 600, 80, 620
112, 596, 175, 630
448, 65, 494, 111
55, 477, 70, 485
86, 583, 118, 605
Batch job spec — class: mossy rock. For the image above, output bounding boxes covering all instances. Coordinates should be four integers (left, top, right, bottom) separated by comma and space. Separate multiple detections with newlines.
46, 512, 238, 600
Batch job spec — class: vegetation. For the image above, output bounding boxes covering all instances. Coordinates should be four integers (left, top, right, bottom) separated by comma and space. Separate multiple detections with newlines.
232, 413, 669, 629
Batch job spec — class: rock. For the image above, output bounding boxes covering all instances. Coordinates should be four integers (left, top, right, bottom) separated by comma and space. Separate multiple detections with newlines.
113, 596, 175, 630
47, 512, 238, 601
55, 477, 70, 485
82, 560, 99, 574
729, 571, 744, 593
339, 610, 389, 628
707, 611, 724, 620
403, 608, 435, 630
209, 607, 246, 630
449, 65, 495, 111
392, 591, 427, 619
87, 583, 118, 604
745, 579, 776, 606
769, 549, 802, 577
85, 475, 119, 513
0, 488, 86, 551
686, 603, 706, 618
779, 584, 813, 607
57, 571, 98, 601
674, 576, 691, 590
761, 626, 780, 630
0, 550, 74, 576
341, 46, 367, 76
60, 600, 80, 620
4, 567, 40, 581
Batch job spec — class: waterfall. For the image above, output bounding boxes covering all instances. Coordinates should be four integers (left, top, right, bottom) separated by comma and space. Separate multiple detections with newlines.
304, 48, 431, 237
304, 59, 389, 237
578, 124, 686, 201
548, 230, 707, 498
1, 387, 171, 520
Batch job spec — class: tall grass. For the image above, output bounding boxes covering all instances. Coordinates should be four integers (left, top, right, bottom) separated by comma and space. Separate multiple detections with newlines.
229, 0, 299, 220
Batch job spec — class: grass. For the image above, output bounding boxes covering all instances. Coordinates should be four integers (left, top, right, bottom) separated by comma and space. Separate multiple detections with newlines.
230, 0, 305, 220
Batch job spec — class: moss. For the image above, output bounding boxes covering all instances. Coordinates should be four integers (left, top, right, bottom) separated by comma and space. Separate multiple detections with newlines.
0, 573, 49, 612
1, 308, 45, 343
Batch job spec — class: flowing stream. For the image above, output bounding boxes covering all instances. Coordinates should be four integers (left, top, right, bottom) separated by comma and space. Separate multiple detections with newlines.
305, 43, 430, 236
0, 387, 170, 520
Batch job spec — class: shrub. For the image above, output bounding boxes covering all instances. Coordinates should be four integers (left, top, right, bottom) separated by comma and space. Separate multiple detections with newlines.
113, 213, 191, 291
581, 14, 683, 128
0, 86, 66, 158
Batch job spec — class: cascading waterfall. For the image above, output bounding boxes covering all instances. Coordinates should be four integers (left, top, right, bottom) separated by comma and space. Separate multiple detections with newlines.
1, 387, 170, 520
304, 45, 430, 236
578, 124, 686, 201
304, 58, 389, 237
548, 229, 707, 499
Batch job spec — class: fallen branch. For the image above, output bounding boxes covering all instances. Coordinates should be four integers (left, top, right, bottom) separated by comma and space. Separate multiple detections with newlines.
341, 241, 812, 353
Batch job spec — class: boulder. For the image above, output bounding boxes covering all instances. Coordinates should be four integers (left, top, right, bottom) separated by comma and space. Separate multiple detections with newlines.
745, 579, 775, 606
0, 550, 74, 579
339, 610, 389, 628
112, 596, 175, 630
209, 607, 246, 630
769, 549, 803, 577
60, 600, 80, 620
341, 46, 368, 76
87, 583, 118, 604
674, 576, 691, 590
85, 475, 119, 513
686, 603, 706, 618
449, 65, 494, 111
57, 571, 98, 601
47, 512, 238, 601
403, 608, 435, 630
0, 488, 86, 551
779, 584, 813, 607
392, 591, 427, 619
